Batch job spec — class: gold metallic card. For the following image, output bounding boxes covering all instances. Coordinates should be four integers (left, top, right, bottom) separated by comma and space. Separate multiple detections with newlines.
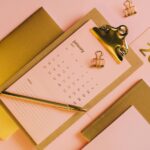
81, 80, 150, 141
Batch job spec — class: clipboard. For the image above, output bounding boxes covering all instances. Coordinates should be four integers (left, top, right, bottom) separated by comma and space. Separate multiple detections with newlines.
36, 9, 143, 149
0, 8, 143, 149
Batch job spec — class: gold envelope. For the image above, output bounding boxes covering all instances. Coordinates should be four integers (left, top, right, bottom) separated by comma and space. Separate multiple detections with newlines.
81, 80, 150, 141
0, 7, 62, 92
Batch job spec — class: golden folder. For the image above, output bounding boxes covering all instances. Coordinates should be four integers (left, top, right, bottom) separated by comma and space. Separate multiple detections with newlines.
81, 80, 150, 141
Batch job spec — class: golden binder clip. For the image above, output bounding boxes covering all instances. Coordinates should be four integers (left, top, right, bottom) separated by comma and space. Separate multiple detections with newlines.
91, 51, 105, 68
91, 25, 129, 64
123, 0, 137, 17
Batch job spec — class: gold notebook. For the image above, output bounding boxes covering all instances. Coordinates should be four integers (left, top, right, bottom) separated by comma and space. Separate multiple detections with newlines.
0, 7, 62, 92
81, 80, 150, 141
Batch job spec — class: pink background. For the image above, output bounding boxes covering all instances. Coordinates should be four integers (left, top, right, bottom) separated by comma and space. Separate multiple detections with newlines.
0, 0, 150, 150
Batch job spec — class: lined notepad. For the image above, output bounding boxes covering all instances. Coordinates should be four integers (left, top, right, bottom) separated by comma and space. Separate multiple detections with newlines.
0, 20, 130, 144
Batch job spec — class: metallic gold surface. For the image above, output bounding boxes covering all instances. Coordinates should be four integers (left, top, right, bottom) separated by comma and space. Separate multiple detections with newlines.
91, 25, 128, 63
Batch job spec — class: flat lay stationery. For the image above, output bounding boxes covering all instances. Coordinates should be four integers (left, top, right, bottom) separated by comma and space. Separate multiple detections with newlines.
0, 0, 149, 149
0, 7, 62, 92
0, 7, 143, 150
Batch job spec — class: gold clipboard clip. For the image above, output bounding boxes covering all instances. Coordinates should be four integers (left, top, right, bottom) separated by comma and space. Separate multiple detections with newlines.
91, 25, 129, 64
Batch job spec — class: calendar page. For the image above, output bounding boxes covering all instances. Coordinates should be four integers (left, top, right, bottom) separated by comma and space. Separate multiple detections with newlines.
1, 20, 131, 143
